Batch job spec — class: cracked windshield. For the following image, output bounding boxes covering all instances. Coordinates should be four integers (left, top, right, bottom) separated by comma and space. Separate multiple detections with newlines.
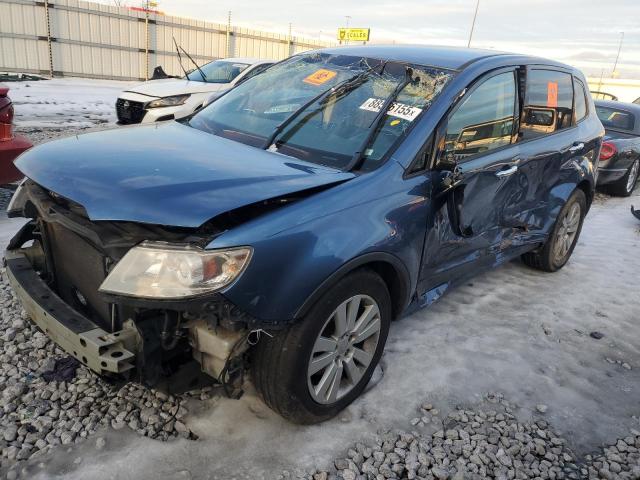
189, 53, 452, 170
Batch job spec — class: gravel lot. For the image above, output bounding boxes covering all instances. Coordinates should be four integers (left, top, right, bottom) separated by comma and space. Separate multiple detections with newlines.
1, 94, 639, 479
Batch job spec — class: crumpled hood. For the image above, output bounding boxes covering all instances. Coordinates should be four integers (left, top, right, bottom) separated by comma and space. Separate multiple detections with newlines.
124, 79, 228, 98
16, 122, 354, 228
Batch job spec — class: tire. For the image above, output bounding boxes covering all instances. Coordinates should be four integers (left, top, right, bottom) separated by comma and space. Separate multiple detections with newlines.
251, 268, 391, 424
521, 189, 587, 272
605, 159, 639, 197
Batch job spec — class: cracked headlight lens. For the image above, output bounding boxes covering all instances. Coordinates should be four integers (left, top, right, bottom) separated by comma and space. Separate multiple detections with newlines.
99, 242, 252, 299
147, 94, 191, 108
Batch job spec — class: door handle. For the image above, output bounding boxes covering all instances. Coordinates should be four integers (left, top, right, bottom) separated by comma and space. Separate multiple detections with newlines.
495, 165, 518, 177
569, 142, 584, 153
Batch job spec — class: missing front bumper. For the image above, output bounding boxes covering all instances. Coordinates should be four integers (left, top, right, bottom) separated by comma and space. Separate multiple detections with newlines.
4, 250, 138, 375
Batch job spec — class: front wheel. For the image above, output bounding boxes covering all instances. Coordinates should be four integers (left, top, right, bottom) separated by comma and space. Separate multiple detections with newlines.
521, 189, 587, 272
251, 269, 391, 424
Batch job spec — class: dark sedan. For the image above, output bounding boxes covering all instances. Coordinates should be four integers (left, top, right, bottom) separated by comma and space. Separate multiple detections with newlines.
595, 100, 640, 196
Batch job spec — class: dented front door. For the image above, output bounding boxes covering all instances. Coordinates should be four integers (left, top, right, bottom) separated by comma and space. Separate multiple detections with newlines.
419, 67, 528, 294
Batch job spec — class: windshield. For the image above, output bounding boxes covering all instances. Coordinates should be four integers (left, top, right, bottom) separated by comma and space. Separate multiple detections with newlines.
189, 53, 452, 170
596, 105, 635, 131
186, 60, 249, 83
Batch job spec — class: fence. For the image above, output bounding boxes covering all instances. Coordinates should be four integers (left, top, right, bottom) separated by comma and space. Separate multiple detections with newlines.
0, 0, 332, 81
586, 77, 640, 104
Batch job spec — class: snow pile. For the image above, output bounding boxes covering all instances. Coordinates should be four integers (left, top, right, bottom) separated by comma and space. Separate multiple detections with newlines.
8, 78, 133, 129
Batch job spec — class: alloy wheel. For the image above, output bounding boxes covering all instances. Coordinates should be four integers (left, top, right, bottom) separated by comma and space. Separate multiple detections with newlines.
307, 294, 381, 404
553, 202, 581, 262
626, 160, 639, 194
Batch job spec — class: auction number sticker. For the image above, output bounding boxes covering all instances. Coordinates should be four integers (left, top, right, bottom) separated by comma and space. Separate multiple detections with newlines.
547, 81, 558, 108
303, 69, 337, 86
359, 97, 423, 122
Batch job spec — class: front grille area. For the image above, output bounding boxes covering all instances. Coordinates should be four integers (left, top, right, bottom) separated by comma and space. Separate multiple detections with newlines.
116, 98, 146, 124
45, 223, 113, 331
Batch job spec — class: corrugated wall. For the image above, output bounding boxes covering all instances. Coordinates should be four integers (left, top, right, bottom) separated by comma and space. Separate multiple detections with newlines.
0, 0, 332, 80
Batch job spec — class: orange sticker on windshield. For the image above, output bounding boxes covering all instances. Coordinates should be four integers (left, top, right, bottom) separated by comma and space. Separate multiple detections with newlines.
547, 81, 558, 108
303, 69, 337, 86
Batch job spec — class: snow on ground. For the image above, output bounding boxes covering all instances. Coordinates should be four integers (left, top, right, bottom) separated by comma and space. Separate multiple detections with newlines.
0, 186, 634, 479
1, 82, 639, 478
8, 78, 134, 129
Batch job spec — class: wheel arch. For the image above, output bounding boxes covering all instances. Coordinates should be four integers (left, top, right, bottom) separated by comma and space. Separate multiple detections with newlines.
294, 252, 412, 322
576, 178, 594, 211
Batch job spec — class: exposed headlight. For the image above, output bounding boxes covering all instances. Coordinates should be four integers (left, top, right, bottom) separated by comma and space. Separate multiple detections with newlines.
99, 243, 252, 299
147, 94, 191, 109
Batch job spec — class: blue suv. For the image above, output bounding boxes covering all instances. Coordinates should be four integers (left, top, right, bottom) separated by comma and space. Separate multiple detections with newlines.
6, 46, 603, 423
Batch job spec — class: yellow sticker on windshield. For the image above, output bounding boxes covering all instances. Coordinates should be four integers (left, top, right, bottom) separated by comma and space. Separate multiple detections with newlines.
303, 69, 337, 86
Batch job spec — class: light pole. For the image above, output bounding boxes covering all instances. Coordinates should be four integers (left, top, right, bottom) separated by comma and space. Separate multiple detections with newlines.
467, 0, 479, 48
612, 31, 624, 77
345, 15, 352, 44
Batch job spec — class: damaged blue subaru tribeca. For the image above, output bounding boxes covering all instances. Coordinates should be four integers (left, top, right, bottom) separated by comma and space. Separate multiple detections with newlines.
6, 46, 602, 423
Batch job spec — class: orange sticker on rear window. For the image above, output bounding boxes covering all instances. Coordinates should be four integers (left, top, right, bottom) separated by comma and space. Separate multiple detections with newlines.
547, 81, 558, 108
303, 69, 337, 86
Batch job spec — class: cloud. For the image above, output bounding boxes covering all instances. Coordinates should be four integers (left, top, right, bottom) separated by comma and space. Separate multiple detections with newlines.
96, 0, 640, 78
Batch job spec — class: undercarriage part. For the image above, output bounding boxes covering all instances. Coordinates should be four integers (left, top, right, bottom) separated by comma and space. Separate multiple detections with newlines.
160, 311, 183, 350
187, 319, 249, 397
188, 319, 248, 378
5, 251, 139, 375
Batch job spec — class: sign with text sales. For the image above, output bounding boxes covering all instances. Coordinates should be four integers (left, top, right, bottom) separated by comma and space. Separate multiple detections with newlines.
337, 28, 370, 42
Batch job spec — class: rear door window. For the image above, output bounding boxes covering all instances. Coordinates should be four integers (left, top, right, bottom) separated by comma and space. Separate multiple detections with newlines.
441, 71, 517, 163
573, 78, 588, 122
520, 69, 573, 141
596, 106, 635, 131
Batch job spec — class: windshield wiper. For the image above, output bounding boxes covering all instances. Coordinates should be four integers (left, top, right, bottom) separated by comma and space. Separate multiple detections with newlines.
262, 62, 385, 150
172, 37, 190, 78
345, 66, 414, 171
178, 43, 206, 82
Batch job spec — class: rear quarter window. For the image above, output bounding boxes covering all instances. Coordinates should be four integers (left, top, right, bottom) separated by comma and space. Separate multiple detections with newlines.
573, 78, 588, 122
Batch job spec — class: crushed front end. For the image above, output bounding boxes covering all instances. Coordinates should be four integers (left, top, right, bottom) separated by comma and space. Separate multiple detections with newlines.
5, 180, 257, 393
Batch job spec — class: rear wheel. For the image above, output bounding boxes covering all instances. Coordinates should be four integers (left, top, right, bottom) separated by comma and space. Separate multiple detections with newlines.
251, 269, 391, 424
521, 189, 586, 272
605, 159, 639, 197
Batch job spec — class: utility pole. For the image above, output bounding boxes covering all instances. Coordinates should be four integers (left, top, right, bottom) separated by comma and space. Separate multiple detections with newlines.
467, 0, 479, 48
597, 68, 604, 93
144, 0, 149, 80
612, 31, 624, 77
43, 0, 54, 77
226, 11, 232, 58
344, 15, 351, 45
288, 22, 293, 55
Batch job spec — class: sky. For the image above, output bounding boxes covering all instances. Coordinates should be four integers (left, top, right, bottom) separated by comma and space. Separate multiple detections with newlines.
106, 0, 640, 79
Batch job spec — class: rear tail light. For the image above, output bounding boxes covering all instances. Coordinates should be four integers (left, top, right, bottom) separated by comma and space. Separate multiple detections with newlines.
0, 102, 14, 142
599, 141, 617, 161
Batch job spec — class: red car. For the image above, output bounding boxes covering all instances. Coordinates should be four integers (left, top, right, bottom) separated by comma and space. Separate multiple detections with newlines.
0, 84, 32, 184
